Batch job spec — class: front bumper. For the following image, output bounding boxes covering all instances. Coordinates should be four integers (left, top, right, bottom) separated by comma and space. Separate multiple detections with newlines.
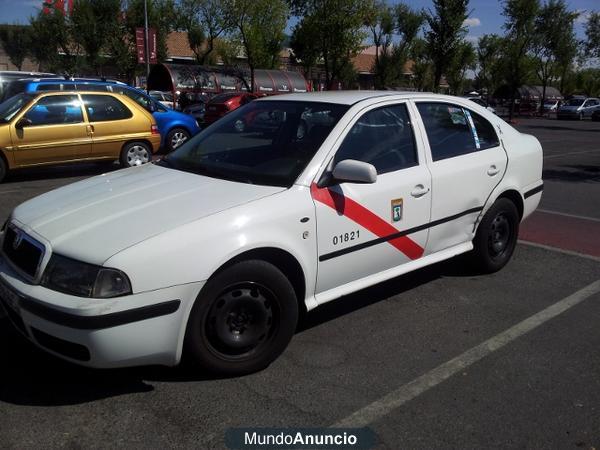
0, 254, 204, 368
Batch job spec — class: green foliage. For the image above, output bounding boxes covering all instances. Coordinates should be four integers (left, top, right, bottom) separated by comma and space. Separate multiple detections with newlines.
410, 38, 434, 91
177, 0, 231, 65
475, 34, 504, 102
29, 8, 77, 74
290, 0, 372, 88
584, 12, 600, 59
425, 0, 470, 92
501, 0, 540, 119
367, 1, 424, 89
446, 41, 476, 95
0, 24, 32, 71
225, 0, 288, 90
531, 0, 579, 108
70, 0, 121, 75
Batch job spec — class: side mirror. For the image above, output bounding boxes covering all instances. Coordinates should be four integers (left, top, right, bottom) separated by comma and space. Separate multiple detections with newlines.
15, 117, 33, 129
331, 159, 377, 184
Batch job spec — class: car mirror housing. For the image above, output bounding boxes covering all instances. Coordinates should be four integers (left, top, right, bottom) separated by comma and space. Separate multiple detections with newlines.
15, 117, 33, 129
331, 159, 377, 185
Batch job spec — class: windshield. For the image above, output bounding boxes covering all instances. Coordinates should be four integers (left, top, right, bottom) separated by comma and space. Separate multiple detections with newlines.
566, 99, 584, 106
160, 100, 349, 187
0, 93, 33, 123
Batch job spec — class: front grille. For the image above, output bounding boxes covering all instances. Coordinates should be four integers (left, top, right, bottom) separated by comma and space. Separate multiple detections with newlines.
2, 226, 44, 278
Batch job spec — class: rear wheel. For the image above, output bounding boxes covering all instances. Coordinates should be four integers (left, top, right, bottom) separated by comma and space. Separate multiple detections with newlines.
185, 260, 298, 375
120, 142, 151, 167
166, 128, 190, 152
470, 198, 519, 273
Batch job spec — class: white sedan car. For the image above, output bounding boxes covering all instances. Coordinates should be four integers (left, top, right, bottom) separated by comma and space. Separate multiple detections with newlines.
0, 92, 543, 374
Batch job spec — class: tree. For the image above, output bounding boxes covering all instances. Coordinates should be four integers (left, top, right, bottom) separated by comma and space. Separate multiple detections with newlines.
425, 0, 470, 92
584, 12, 600, 58
0, 25, 31, 71
501, 0, 540, 121
70, 0, 121, 75
177, 0, 231, 65
365, 1, 395, 89
29, 8, 78, 74
290, 0, 372, 89
476, 34, 504, 104
532, 0, 578, 113
446, 41, 476, 95
225, 0, 288, 92
410, 38, 433, 91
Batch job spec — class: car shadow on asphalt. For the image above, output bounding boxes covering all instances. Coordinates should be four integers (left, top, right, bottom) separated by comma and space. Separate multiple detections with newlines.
0, 256, 479, 407
543, 165, 600, 183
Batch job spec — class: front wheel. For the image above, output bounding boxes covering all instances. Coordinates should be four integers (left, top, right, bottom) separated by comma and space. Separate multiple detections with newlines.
0, 157, 6, 183
184, 260, 298, 375
469, 198, 519, 273
120, 142, 152, 167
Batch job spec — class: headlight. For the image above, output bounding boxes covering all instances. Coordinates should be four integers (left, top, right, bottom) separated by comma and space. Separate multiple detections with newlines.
41, 254, 132, 298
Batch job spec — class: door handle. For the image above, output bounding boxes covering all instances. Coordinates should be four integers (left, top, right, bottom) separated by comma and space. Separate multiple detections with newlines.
410, 184, 430, 198
86, 125, 95, 135
487, 165, 500, 176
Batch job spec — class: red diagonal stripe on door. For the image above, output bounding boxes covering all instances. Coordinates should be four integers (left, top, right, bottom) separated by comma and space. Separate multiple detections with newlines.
310, 183, 424, 260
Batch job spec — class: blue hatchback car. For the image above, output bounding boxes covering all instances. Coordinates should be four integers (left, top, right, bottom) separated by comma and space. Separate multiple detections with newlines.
2, 78, 200, 152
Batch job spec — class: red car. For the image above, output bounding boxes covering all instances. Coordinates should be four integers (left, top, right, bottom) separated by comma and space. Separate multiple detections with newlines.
203, 92, 261, 125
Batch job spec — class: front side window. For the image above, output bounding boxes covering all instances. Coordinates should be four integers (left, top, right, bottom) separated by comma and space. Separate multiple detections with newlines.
0, 93, 34, 123
82, 95, 132, 122
23, 95, 83, 126
162, 100, 348, 187
334, 104, 418, 175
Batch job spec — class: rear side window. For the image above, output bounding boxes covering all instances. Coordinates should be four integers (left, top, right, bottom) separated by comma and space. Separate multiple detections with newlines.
416, 102, 499, 161
37, 84, 63, 91
334, 104, 418, 174
470, 111, 500, 150
23, 94, 83, 126
75, 84, 110, 92
82, 95, 132, 122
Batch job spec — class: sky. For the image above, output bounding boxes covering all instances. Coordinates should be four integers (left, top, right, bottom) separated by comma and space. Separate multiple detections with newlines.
0, 0, 596, 43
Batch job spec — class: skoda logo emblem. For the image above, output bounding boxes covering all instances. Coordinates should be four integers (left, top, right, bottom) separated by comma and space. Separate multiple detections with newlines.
12, 231, 23, 250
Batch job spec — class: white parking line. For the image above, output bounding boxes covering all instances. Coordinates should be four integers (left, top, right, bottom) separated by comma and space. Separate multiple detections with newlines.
333, 279, 600, 428
518, 240, 600, 263
536, 209, 600, 223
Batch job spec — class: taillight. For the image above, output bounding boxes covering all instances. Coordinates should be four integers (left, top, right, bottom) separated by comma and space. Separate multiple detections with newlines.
151, 124, 159, 135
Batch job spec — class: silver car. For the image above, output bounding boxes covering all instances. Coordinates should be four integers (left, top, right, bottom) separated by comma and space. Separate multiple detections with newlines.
557, 97, 600, 120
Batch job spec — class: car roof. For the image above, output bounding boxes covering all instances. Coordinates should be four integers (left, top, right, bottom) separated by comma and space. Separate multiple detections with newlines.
257, 90, 444, 105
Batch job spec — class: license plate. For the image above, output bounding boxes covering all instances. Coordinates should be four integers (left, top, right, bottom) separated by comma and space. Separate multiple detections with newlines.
0, 278, 20, 313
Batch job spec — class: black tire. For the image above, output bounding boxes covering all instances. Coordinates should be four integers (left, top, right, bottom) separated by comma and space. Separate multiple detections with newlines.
470, 198, 520, 274
0, 156, 6, 183
119, 141, 152, 168
184, 260, 298, 375
166, 128, 190, 152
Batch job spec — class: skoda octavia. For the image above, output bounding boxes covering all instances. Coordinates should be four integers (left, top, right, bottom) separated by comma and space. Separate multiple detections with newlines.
0, 92, 543, 374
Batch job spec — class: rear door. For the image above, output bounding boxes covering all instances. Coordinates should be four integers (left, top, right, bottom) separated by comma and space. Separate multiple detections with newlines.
314, 102, 432, 297
10, 94, 91, 166
413, 101, 507, 255
80, 94, 138, 158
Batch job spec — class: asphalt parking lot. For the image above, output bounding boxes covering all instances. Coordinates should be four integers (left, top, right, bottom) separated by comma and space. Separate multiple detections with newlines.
0, 117, 599, 448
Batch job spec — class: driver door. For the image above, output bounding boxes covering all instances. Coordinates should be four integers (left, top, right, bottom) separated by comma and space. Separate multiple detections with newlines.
313, 102, 432, 298
10, 94, 91, 167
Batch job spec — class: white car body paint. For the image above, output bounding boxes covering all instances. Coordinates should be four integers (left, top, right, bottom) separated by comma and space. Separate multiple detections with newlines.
0, 91, 543, 368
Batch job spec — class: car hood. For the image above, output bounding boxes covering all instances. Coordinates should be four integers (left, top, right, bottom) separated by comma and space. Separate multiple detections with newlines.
11, 164, 286, 265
